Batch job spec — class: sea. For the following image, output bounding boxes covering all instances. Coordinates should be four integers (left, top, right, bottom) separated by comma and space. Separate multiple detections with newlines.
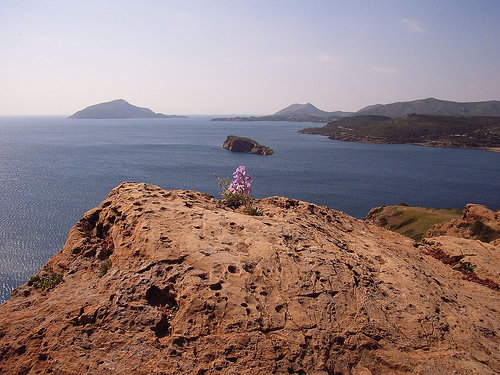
1, 116, 499, 303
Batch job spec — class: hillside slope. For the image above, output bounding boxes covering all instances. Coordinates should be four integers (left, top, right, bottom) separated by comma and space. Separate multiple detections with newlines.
364, 204, 463, 241
0, 183, 499, 374
355, 98, 500, 118
68, 99, 185, 119
299, 113, 500, 149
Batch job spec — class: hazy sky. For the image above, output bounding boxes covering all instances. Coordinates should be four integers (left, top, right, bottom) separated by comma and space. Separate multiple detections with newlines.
1, 1, 499, 115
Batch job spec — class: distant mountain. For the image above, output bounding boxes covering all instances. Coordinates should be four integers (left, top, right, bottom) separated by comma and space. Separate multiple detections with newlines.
211, 103, 353, 123
68, 99, 186, 119
355, 98, 500, 118
274, 103, 353, 118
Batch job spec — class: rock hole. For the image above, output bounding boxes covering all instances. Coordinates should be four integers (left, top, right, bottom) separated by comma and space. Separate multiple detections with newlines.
228, 265, 238, 274
146, 285, 177, 308
15, 345, 26, 355
334, 335, 345, 345
209, 282, 222, 290
152, 314, 170, 338
242, 262, 256, 273
77, 209, 101, 234
173, 336, 187, 347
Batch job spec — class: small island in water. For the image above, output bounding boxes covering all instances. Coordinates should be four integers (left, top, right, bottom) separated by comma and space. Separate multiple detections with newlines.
222, 135, 274, 155
68, 99, 187, 119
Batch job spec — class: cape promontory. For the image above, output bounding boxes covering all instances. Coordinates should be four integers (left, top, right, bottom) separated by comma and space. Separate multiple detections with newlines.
222, 135, 274, 155
300, 113, 500, 150
0, 182, 499, 374
68, 99, 187, 119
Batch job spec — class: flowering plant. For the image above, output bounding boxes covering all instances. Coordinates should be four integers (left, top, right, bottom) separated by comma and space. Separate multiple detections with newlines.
215, 166, 260, 215
229, 166, 252, 196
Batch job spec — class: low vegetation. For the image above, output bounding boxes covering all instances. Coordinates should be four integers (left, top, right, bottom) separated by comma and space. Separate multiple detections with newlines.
424, 247, 499, 291
97, 259, 112, 278
365, 204, 462, 241
300, 113, 500, 149
28, 268, 63, 290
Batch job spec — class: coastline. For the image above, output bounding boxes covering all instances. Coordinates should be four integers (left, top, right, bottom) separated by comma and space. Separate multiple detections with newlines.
302, 132, 500, 153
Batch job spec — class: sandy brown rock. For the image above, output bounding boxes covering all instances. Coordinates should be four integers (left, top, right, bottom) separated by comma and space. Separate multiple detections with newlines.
426, 204, 500, 245
0, 183, 499, 374
421, 236, 500, 286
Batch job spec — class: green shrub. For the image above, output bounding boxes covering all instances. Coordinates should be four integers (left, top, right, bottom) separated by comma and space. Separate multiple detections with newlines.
97, 259, 112, 277
28, 268, 63, 290
458, 261, 476, 274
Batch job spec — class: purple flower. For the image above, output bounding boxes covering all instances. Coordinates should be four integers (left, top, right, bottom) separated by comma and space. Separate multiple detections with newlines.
229, 166, 252, 196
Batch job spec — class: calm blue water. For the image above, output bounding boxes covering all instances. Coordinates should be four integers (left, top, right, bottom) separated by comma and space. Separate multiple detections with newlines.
0, 116, 499, 302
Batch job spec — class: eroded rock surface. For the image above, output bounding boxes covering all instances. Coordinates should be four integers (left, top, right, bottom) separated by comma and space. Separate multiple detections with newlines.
0, 183, 499, 374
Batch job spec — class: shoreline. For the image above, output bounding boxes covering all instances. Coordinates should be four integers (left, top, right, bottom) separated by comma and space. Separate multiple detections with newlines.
304, 132, 500, 153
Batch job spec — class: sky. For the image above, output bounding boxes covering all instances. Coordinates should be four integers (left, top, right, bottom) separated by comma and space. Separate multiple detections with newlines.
1, 0, 499, 116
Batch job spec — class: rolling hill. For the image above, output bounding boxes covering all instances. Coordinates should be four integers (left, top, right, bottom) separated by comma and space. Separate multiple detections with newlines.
355, 98, 500, 118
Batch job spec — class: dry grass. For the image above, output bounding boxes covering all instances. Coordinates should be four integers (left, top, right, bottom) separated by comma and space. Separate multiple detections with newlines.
366, 205, 462, 241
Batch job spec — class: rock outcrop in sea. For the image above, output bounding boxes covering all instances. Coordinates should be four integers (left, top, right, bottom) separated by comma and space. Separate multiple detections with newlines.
222, 135, 274, 155
0, 182, 499, 374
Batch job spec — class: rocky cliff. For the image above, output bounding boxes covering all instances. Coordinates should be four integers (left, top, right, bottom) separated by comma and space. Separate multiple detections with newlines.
0, 183, 499, 374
